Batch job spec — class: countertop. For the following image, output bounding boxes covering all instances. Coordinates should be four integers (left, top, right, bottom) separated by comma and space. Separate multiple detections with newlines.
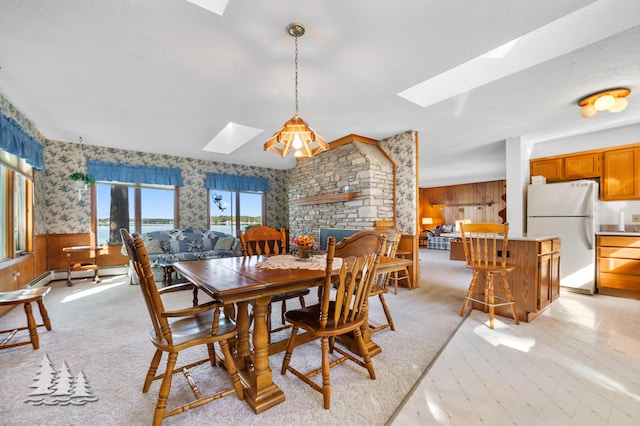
596, 231, 640, 237
440, 232, 560, 242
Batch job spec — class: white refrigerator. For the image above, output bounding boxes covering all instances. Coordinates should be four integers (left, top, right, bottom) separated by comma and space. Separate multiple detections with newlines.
527, 180, 598, 294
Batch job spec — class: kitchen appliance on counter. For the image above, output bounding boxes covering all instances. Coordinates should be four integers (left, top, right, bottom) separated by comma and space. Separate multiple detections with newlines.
527, 180, 598, 294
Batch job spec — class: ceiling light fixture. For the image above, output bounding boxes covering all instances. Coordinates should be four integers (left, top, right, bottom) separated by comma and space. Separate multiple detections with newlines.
264, 23, 327, 159
578, 88, 630, 118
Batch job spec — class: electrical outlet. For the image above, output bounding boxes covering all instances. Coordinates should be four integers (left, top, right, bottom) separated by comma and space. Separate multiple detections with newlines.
632, 214, 640, 223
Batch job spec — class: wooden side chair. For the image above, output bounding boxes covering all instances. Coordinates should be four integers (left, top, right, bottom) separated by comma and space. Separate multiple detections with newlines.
120, 229, 244, 426
238, 225, 310, 337
0, 287, 52, 350
374, 221, 411, 294
369, 232, 400, 333
459, 222, 520, 329
280, 235, 384, 409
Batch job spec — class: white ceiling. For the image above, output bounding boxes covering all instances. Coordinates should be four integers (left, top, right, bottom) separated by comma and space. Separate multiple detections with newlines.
1, 0, 639, 187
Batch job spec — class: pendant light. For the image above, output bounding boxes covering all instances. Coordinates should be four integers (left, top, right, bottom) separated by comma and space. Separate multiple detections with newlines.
264, 23, 328, 158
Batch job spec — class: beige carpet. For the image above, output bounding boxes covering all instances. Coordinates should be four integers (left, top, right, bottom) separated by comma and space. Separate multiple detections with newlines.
0, 249, 470, 426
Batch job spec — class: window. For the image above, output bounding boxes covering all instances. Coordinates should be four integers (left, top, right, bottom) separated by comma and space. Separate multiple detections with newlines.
209, 189, 264, 236
95, 183, 177, 244
205, 173, 269, 236
0, 150, 33, 259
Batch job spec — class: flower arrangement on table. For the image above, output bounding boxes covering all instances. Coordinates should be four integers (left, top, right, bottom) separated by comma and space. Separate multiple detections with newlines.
291, 235, 316, 259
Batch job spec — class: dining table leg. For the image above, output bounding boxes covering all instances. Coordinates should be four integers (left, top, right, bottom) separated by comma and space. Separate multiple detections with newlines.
235, 301, 251, 370
242, 295, 285, 413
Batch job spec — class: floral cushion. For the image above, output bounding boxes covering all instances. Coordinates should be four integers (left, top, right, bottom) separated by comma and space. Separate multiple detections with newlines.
128, 229, 242, 283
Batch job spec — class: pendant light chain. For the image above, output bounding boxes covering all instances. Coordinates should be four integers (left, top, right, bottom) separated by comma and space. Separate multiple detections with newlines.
294, 34, 299, 116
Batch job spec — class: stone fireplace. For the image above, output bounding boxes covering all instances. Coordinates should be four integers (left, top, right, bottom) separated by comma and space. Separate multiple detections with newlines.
288, 133, 415, 241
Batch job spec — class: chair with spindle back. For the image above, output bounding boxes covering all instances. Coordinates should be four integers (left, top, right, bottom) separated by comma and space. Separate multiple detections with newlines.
120, 229, 243, 425
368, 232, 401, 332
280, 235, 384, 409
459, 222, 520, 329
238, 225, 310, 338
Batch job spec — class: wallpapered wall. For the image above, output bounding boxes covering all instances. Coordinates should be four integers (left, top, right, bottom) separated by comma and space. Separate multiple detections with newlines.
38, 140, 291, 235
2, 93, 290, 236
379, 130, 418, 235
2, 92, 418, 238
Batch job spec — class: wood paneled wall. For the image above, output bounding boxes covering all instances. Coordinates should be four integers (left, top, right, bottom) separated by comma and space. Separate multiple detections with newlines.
46, 233, 128, 271
419, 180, 506, 227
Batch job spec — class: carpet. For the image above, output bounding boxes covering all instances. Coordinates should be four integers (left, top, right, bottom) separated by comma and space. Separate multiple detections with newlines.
0, 249, 470, 425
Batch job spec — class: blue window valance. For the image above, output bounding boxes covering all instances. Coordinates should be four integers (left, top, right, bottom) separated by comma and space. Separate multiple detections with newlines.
87, 160, 183, 186
0, 112, 45, 170
205, 173, 270, 193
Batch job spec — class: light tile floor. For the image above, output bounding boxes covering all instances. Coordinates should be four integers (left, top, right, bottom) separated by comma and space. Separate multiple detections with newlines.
391, 290, 640, 425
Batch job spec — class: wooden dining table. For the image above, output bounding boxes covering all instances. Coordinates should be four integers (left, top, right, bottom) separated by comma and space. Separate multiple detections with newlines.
173, 254, 412, 414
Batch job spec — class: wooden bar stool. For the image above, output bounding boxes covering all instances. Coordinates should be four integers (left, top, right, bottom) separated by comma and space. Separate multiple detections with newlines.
459, 222, 519, 329
0, 287, 52, 350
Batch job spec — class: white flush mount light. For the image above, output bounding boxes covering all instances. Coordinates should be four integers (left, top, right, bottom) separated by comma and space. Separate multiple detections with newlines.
578, 88, 631, 118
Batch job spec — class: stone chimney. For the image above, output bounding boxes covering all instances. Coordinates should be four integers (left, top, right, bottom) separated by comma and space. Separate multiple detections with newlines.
288, 137, 394, 239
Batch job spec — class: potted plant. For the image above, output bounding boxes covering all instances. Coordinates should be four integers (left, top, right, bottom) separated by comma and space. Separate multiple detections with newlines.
69, 172, 96, 189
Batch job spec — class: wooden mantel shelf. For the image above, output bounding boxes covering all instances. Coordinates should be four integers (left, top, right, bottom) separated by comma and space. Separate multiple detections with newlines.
290, 192, 355, 206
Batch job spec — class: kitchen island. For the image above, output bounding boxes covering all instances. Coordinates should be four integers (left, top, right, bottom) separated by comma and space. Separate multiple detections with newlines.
448, 233, 561, 322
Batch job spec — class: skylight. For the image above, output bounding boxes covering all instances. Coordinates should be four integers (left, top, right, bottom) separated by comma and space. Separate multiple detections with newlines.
398, 0, 639, 108
185, 0, 230, 16
202, 122, 263, 154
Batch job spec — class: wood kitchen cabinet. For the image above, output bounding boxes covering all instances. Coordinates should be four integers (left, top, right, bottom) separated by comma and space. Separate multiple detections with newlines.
530, 152, 601, 182
471, 236, 561, 322
530, 157, 563, 181
563, 152, 601, 179
537, 239, 561, 310
601, 147, 640, 200
597, 235, 640, 297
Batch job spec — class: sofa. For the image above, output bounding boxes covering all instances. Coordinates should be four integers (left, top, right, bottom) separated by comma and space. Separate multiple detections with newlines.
127, 228, 242, 284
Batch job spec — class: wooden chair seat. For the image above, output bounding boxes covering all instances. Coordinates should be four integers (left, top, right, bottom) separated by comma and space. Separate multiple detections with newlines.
280, 236, 385, 409
0, 287, 52, 350
459, 222, 520, 329
121, 229, 243, 426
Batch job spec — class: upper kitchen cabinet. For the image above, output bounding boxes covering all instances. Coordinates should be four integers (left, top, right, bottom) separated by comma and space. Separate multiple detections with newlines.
563, 152, 601, 179
530, 157, 563, 181
601, 146, 640, 200
531, 143, 640, 201
530, 152, 601, 182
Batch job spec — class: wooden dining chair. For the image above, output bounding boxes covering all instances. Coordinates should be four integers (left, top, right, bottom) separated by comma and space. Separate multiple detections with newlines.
238, 225, 310, 337
331, 229, 394, 332
369, 232, 401, 333
459, 222, 520, 329
120, 229, 244, 426
280, 235, 384, 409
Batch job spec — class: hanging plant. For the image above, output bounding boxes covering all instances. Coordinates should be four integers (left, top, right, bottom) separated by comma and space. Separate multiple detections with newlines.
69, 172, 96, 185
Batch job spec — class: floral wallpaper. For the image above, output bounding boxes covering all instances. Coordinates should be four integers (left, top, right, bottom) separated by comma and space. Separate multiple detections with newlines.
3, 92, 417, 239
379, 130, 418, 234
39, 140, 290, 235
1, 94, 49, 235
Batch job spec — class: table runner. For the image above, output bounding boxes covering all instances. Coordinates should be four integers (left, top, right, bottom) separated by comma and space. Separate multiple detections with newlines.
256, 254, 343, 271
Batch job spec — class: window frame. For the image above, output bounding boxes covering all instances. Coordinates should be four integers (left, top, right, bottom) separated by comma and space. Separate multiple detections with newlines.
91, 182, 179, 244
207, 188, 266, 236
0, 151, 34, 260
